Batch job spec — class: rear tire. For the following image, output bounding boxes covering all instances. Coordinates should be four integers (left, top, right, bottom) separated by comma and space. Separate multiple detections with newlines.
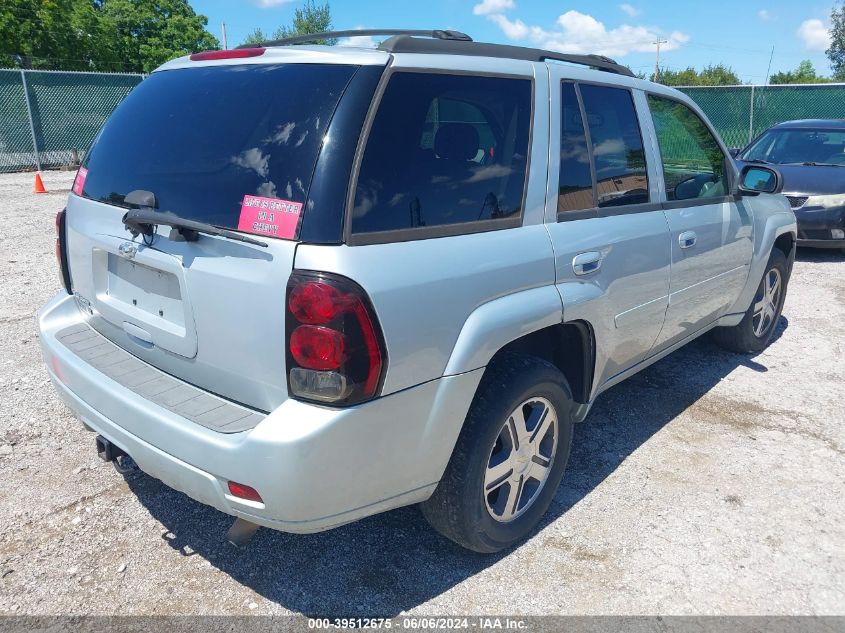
713, 248, 788, 353
420, 353, 574, 553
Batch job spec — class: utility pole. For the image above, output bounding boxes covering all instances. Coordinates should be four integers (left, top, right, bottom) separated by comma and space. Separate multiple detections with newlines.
221, 22, 228, 50
653, 38, 668, 82
763, 45, 774, 85
15, 55, 41, 173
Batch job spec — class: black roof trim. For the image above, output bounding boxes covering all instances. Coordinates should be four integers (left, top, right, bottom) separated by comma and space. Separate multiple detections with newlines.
377, 36, 635, 77
236, 29, 472, 49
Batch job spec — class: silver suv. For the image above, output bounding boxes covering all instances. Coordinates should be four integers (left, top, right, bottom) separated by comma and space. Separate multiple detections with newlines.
38, 30, 797, 553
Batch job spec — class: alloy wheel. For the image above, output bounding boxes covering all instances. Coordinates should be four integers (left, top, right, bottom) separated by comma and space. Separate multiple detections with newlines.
483, 397, 558, 522
752, 268, 782, 338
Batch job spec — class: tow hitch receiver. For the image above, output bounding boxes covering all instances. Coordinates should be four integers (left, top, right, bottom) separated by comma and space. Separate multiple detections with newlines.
95, 435, 127, 463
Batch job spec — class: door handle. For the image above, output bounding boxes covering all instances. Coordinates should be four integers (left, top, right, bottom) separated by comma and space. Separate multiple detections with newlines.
679, 231, 697, 249
572, 251, 603, 276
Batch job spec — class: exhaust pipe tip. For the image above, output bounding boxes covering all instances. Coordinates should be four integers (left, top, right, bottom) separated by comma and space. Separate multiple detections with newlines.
227, 518, 260, 547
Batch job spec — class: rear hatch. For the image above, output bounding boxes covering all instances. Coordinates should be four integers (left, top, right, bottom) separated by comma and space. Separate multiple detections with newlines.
65, 60, 366, 413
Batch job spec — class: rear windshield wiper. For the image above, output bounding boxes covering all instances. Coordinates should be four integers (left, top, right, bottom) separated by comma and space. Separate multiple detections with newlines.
122, 209, 269, 248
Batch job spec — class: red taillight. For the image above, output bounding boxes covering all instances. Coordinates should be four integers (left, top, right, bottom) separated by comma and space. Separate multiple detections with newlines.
286, 273, 386, 405
190, 48, 265, 61
227, 481, 263, 503
290, 325, 345, 370
288, 282, 347, 325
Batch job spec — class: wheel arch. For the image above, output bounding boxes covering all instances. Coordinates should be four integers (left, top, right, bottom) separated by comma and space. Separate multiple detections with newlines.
722, 201, 797, 326
443, 286, 597, 405
773, 231, 796, 273
489, 320, 596, 405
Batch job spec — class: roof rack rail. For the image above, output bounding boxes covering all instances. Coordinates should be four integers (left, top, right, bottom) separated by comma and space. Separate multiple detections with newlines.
235, 28, 633, 77
377, 36, 634, 77
236, 29, 472, 49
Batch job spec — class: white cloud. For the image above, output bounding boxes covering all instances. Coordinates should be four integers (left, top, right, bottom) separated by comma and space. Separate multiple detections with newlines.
267, 121, 295, 145
338, 35, 377, 48
758, 9, 770, 21
337, 25, 377, 48
253, 0, 294, 6
488, 10, 689, 58
798, 19, 831, 51
619, 4, 640, 18
232, 148, 269, 177
472, 0, 515, 16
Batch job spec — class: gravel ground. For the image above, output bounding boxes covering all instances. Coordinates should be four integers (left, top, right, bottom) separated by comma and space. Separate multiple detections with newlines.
0, 170, 843, 616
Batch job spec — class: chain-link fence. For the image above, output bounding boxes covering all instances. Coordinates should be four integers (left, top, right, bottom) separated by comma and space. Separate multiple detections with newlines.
3, 71, 845, 173
0, 69, 143, 173
678, 83, 845, 149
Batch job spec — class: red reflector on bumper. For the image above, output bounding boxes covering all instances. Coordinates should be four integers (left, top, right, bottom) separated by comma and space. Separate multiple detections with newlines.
227, 481, 263, 502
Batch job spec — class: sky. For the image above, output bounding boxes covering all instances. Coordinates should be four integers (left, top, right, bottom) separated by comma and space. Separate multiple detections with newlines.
192, 0, 839, 84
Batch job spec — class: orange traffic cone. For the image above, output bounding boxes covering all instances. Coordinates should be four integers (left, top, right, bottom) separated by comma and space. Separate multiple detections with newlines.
33, 171, 48, 194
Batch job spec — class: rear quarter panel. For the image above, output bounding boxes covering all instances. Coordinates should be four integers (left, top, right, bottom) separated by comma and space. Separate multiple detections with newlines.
294, 224, 556, 395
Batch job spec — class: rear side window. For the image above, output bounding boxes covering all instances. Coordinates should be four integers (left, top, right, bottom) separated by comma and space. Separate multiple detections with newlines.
579, 84, 649, 208
80, 64, 357, 233
351, 72, 532, 237
558, 82, 594, 214
648, 95, 728, 201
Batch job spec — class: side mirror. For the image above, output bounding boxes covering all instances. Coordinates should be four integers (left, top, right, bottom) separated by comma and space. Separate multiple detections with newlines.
728, 148, 742, 158
737, 164, 783, 196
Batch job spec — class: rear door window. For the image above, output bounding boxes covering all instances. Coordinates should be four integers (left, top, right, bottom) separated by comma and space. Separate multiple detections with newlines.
558, 82, 594, 214
80, 64, 358, 234
579, 84, 649, 208
350, 72, 532, 238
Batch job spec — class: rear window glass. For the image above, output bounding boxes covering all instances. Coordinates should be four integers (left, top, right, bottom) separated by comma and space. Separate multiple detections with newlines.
80, 64, 357, 232
351, 72, 532, 236
579, 84, 649, 208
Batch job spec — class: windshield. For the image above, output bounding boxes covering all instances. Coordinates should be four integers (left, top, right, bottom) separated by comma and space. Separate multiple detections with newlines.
79, 63, 358, 234
741, 128, 845, 165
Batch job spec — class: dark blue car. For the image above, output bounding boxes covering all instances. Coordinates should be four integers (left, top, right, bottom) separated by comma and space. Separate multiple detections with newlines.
735, 119, 845, 250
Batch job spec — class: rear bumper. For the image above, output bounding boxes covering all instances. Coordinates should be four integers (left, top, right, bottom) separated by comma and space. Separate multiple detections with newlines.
38, 293, 482, 533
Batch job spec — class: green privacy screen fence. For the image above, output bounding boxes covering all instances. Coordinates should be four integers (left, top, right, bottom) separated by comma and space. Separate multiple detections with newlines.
678, 84, 845, 149
0, 69, 143, 173
2, 70, 845, 173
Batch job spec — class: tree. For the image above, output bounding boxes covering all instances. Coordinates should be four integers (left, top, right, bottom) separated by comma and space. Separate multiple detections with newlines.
241, 1, 335, 46
828, 2, 845, 81
654, 64, 740, 86
697, 64, 741, 86
0, 0, 122, 70
100, 0, 219, 73
0, 0, 218, 72
770, 60, 830, 84
243, 28, 269, 46
654, 66, 701, 86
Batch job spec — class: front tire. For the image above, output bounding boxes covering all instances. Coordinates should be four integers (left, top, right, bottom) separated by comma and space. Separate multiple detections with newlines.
420, 353, 574, 553
713, 248, 788, 353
